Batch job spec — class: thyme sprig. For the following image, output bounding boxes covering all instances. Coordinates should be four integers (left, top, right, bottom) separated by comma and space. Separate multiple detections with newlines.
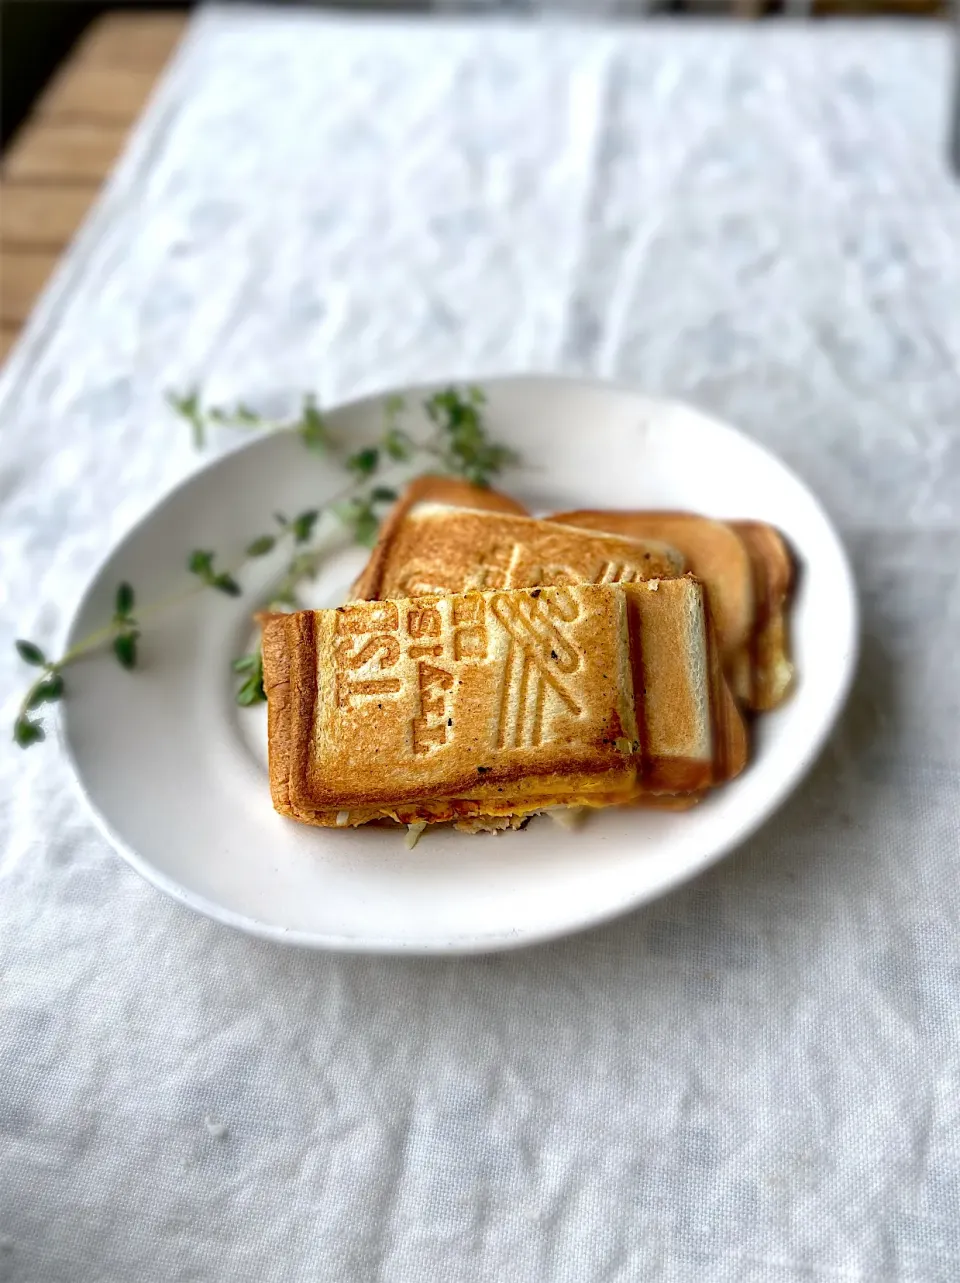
13, 385, 517, 740
13, 582, 139, 746
166, 390, 334, 455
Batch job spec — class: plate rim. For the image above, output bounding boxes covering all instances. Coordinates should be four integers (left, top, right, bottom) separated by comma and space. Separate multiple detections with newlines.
59, 373, 860, 954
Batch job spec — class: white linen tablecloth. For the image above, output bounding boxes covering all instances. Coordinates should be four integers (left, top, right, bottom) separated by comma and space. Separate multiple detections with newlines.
2, 9, 959, 1281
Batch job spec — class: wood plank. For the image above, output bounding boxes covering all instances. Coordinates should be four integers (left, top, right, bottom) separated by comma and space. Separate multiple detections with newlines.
0, 324, 19, 365
1, 121, 128, 184
74, 12, 188, 71
0, 184, 98, 247
38, 65, 159, 123
0, 249, 60, 325
0, 13, 188, 342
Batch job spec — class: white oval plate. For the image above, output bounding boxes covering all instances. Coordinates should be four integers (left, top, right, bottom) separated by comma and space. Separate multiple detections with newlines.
62, 376, 857, 954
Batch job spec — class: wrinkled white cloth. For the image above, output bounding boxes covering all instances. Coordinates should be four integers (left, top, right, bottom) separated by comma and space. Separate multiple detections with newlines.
1, 9, 959, 1282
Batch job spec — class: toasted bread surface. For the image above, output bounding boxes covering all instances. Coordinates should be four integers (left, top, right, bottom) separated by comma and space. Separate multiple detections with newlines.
352, 477, 528, 600
551, 509, 754, 666
262, 586, 641, 823
354, 504, 686, 602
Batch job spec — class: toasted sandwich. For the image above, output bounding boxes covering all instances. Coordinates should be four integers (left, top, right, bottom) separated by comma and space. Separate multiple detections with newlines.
352, 503, 686, 602
262, 585, 640, 828
261, 580, 746, 830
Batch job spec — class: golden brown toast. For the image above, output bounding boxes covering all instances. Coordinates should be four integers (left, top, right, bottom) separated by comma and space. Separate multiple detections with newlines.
261, 580, 746, 829
262, 585, 639, 827
352, 476, 528, 600
351, 504, 686, 602
730, 521, 795, 710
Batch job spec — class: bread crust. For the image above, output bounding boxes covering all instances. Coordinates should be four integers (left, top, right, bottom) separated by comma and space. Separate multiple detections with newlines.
730, 521, 796, 710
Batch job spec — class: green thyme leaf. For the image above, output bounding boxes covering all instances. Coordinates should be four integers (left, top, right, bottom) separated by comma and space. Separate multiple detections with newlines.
113, 633, 138, 670
298, 396, 332, 454
291, 509, 319, 544
188, 549, 215, 577
422, 385, 518, 487
27, 675, 65, 708
167, 389, 206, 449
115, 582, 135, 618
333, 497, 381, 548
13, 716, 45, 748
234, 650, 266, 706
245, 535, 276, 558
15, 639, 46, 667
383, 427, 413, 462
236, 677, 266, 707
213, 573, 242, 598
188, 550, 242, 596
347, 447, 379, 478
370, 486, 398, 505
382, 394, 412, 459
207, 402, 262, 429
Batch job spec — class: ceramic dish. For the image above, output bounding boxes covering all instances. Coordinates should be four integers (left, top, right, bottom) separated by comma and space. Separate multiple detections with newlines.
61, 377, 858, 953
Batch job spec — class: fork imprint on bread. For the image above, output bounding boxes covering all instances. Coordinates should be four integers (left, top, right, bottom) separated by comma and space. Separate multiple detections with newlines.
490, 588, 583, 750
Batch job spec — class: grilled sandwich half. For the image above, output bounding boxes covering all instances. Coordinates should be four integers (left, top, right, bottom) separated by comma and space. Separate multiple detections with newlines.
261, 580, 746, 830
